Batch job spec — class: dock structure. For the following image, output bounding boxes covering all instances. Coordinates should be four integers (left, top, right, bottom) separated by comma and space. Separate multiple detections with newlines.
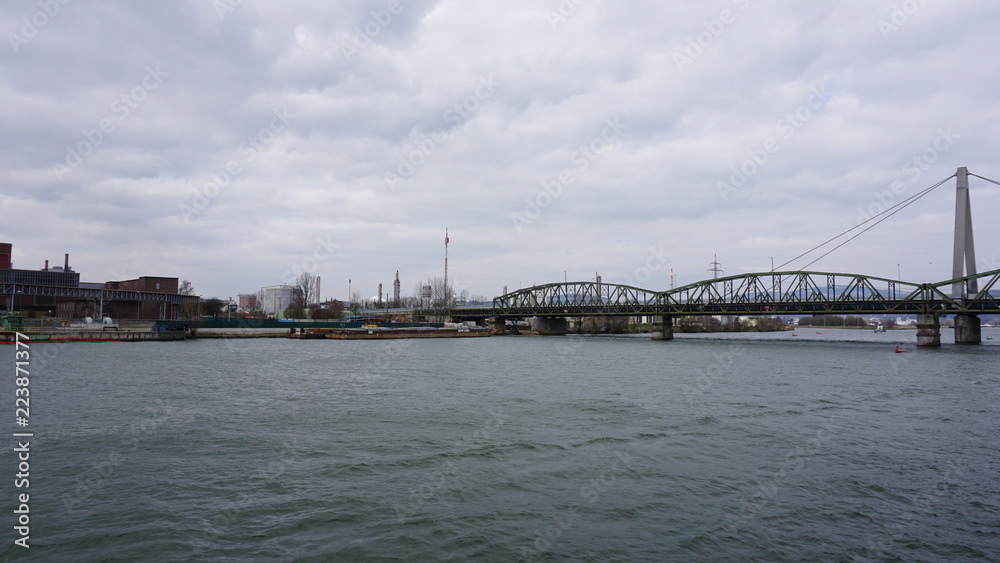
287, 326, 491, 340
1, 330, 186, 343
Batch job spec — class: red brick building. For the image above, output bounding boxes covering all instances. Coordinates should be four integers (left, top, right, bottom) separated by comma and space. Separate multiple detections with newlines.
3, 242, 188, 320
55, 277, 183, 320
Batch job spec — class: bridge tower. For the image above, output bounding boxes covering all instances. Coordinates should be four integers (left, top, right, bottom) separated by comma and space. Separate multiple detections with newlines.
951, 166, 981, 344
919, 167, 982, 346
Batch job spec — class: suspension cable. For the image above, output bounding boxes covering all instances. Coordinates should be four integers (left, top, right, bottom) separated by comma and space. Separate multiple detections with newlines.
775, 174, 955, 272
969, 172, 1000, 187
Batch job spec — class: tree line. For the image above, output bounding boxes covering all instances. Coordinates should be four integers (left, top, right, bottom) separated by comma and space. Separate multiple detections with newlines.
179, 272, 490, 320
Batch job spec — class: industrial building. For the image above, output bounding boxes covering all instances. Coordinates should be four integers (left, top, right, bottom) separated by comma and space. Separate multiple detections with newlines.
260, 285, 297, 317
1, 242, 195, 320
238, 293, 258, 310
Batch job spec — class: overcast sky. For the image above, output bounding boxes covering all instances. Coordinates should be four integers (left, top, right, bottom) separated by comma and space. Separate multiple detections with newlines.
2, 0, 999, 301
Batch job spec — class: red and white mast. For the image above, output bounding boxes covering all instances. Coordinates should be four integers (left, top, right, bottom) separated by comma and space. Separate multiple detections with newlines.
444, 228, 449, 306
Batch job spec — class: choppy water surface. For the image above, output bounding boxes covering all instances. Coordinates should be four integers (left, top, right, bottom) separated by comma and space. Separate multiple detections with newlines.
5, 329, 1000, 561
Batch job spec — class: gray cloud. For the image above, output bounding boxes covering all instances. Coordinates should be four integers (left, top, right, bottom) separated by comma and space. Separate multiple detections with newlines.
2, 0, 999, 300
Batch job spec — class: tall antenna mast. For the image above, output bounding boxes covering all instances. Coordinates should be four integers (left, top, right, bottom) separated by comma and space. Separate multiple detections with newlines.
444, 228, 449, 306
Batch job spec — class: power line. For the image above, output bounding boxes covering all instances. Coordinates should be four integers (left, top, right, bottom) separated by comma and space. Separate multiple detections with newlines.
776, 174, 956, 271
708, 254, 724, 278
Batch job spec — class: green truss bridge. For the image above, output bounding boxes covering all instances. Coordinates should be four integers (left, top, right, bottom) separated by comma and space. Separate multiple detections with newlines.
488, 269, 999, 345
486, 167, 996, 346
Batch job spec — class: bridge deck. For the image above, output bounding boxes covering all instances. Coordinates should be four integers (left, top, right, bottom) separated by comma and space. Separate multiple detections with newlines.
492, 270, 1000, 318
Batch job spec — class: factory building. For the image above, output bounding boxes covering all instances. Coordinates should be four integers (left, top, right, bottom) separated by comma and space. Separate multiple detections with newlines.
260, 285, 297, 318
238, 293, 258, 310
1, 244, 80, 315
1, 242, 189, 320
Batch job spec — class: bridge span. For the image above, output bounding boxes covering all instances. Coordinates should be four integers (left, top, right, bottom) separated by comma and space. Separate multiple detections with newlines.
488, 269, 999, 346
487, 167, 996, 346
403, 168, 997, 346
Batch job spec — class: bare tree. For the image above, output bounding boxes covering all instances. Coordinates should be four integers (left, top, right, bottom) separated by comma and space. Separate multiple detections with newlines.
283, 272, 318, 319
414, 277, 454, 308
296, 272, 317, 306
202, 297, 225, 318
179, 280, 199, 318
313, 299, 345, 320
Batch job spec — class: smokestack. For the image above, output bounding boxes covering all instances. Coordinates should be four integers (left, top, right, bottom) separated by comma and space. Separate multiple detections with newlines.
44, 259, 49, 271
393, 270, 401, 306
315, 276, 321, 305
64, 253, 69, 271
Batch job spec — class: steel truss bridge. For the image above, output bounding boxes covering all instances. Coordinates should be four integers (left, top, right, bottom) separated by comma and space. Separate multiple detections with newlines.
490, 269, 1000, 318
481, 167, 996, 346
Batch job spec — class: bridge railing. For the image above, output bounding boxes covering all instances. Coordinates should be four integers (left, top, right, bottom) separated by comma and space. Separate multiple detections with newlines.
493, 281, 663, 315
926, 268, 1000, 313
493, 269, 1000, 317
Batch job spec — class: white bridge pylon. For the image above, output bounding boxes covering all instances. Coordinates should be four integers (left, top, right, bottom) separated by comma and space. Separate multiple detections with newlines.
952, 166, 978, 298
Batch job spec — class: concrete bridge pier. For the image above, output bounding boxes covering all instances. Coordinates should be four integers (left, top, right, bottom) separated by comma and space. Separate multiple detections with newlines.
530, 317, 568, 335
916, 313, 941, 347
651, 315, 674, 341
954, 313, 982, 344
492, 316, 506, 335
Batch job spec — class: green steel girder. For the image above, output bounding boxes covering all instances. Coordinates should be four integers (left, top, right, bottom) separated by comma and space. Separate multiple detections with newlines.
492, 269, 1000, 318
492, 281, 663, 317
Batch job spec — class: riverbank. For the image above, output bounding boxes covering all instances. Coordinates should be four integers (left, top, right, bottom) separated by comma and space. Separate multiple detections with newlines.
1, 330, 185, 342
290, 327, 492, 340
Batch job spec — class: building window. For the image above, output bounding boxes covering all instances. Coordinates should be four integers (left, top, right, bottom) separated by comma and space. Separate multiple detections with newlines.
156, 282, 160, 290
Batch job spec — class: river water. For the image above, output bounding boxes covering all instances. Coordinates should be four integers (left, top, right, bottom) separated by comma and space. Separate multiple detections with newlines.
4, 329, 999, 561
